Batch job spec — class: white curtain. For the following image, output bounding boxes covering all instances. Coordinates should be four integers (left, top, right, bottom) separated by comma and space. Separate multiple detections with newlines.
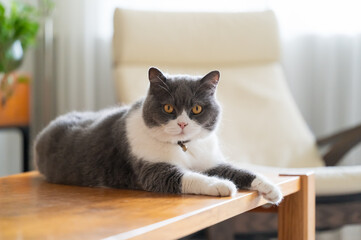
53, 0, 116, 114
272, 0, 361, 165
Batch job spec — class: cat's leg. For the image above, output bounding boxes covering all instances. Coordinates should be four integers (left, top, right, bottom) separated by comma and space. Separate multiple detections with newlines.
135, 161, 236, 196
204, 164, 283, 204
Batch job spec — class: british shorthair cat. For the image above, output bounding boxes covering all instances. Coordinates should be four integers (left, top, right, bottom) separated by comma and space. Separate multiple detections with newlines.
34, 67, 282, 204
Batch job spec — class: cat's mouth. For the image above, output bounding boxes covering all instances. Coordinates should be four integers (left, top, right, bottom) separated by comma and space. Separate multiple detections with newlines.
165, 131, 191, 143
165, 128, 187, 137
162, 124, 203, 143
175, 132, 188, 140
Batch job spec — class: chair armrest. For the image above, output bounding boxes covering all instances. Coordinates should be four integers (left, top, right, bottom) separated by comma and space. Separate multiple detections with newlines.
317, 123, 361, 166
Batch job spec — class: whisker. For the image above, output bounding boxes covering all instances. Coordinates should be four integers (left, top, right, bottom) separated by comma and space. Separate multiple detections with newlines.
158, 85, 175, 100
155, 77, 175, 100
157, 76, 171, 90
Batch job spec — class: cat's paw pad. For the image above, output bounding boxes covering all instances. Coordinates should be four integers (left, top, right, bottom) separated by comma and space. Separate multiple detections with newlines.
251, 176, 283, 205
205, 178, 237, 197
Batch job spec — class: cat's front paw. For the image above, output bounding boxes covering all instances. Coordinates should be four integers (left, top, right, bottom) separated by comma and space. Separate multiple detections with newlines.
182, 172, 237, 197
205, 178, 237, 197
250, 175, 283, 205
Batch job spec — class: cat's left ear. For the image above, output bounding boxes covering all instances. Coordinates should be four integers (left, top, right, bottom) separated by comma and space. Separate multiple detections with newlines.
199, 70, 220, 94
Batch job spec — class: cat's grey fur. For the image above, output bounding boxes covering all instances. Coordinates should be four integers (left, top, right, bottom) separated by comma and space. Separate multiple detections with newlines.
34, 67, 282, 203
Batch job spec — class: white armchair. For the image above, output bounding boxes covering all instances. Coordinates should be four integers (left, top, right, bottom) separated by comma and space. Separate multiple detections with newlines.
113, 8, 361, 237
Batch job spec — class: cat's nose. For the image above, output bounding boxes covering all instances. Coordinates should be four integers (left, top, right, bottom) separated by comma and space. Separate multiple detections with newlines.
178, 122, 188, 129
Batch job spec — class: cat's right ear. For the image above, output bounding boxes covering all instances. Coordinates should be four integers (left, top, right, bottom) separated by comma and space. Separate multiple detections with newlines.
148, 67, 166, 84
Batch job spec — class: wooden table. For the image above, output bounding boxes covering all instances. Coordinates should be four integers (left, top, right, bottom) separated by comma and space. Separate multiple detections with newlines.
0, 171, 315, 240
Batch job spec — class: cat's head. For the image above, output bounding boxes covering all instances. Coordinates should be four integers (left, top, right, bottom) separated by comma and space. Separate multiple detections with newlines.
142, 67, 221, 144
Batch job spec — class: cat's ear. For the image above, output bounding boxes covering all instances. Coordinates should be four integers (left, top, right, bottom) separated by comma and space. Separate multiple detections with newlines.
148, 67, 166, 84
199, 70, 220, 94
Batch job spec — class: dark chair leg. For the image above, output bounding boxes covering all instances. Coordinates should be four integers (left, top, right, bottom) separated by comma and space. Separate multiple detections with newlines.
19, 126, 30, 172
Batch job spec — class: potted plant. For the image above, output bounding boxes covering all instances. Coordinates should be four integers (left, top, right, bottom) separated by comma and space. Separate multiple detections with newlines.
0, 1, 39, 126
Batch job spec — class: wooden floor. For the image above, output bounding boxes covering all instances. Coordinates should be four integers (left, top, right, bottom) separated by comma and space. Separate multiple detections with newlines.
0, 171, 314, 240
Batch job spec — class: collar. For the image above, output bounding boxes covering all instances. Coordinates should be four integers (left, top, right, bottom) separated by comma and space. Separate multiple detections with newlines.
177, 140, 190, 152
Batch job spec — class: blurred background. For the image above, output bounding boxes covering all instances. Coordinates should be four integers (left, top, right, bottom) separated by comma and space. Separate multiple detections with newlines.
0, 0, 360, 239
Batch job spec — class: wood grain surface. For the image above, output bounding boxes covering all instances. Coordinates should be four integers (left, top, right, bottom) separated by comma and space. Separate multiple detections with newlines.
0, 171, 301, 240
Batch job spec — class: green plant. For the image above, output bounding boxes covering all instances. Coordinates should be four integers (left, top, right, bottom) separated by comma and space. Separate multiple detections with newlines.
0, 1, 39, 73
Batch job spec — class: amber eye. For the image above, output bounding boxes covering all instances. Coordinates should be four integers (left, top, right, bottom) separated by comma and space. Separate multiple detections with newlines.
192, 105, 203, 115
163, 104, 174, 114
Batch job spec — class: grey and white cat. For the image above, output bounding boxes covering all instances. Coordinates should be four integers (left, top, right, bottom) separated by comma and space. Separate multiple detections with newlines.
35, 67, 282, 204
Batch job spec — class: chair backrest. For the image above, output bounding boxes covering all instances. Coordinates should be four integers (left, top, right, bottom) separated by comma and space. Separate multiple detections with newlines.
113, 8, 324, 168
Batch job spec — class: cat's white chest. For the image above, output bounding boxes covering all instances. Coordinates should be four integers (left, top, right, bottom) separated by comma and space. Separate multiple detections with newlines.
126, 108, 224, 171
181, 137, 224, 171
